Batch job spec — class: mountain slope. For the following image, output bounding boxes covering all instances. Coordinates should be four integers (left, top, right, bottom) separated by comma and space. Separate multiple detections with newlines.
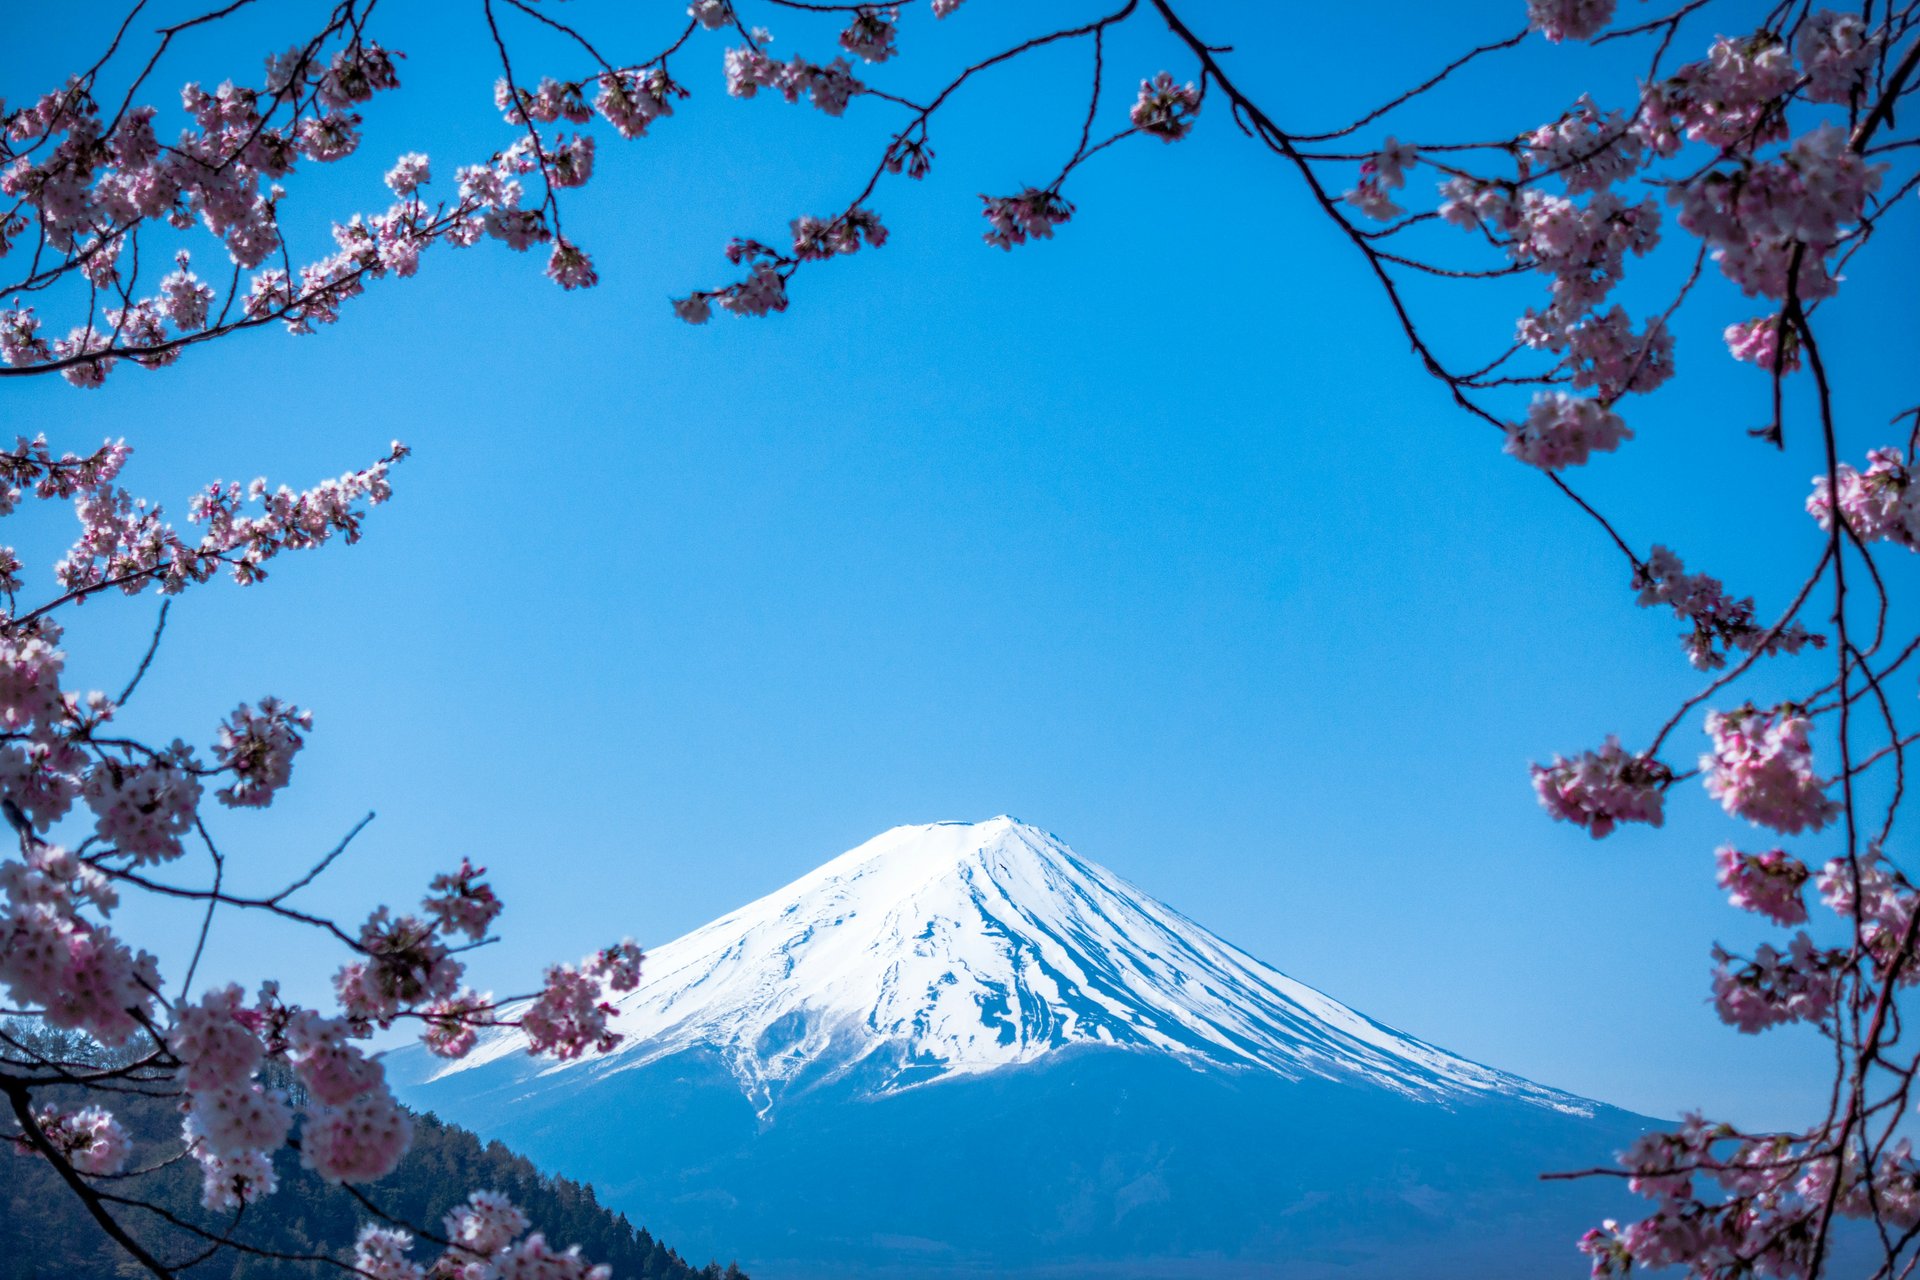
434, 817, 1589, 1116
394, 818, 1653, 1279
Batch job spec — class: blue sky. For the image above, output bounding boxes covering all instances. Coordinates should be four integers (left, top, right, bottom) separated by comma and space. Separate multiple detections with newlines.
9, 0, 1916, 1127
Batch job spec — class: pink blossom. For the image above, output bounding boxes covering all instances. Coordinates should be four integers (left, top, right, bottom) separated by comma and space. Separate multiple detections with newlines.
716, 262, 788, 317
1808, 448, 1920, 550
422, 989, 492, 1058
1815, 850, 1915, 951
1796, 10, 1879, 105
1711, 933, 1838, 1033
212, 697, 311, 807
1527, 0, 1615, 42
0, 631, 66, 730
587, 940, 644, 991
689, 0, 733, 30
494, 1233, 612, 1280
671, 295, 713, 325
384, 152, 431, 196
336, 908, 461, 1024
1343, 138, 1415, 221
173, 984, 265, 1091
0, 741, 83, 830
30, 1105, 131, 1175
80, 752, 203, 864
300, 1083, 412, 1183
158, 253, 216, 332
1618, 1114, 1718, 1202
289, 1012, 385, 1105
1631, 544, 1821, 671
0, 845, 160, 1045
1555, 307, 1672, 399
1639, 33, 1796, 154
1714, 846, 1810, 926
840, 10, 900, 64
184, 1081, 293, 1157
1530, 737, 1670, 837
1723, 314, 1798, 373
192, 1147, 277, 1210
595, 70, 680, 140
521, 962, 620, 1059
1526, 96, 1642, 194
545, 240, 597, 291
425, 859, 503, 941
1701, 704, 1838, 835
1504, 392, 1630, 471
444, 1189, 531, 1256
790, 207, 888, 260
981, 189, 1073, 250
1130, 73, 1202, 143
355, 1226, 424, 1280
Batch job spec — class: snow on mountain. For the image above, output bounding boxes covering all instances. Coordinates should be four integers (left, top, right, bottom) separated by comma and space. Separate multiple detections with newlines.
432, 817, 1589, 1119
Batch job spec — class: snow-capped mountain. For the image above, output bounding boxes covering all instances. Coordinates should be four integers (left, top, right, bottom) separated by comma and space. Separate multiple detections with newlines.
394, 818, 1652, 1280
436, 817, 1584, 1119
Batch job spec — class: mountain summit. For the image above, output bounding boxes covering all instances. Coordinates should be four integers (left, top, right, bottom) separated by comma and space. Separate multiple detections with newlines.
440, 817, 1585, 1118
396, 818, 1650, 1280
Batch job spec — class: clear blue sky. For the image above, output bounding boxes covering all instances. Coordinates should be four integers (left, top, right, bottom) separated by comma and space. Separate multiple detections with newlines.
9, 1, 1916, 1127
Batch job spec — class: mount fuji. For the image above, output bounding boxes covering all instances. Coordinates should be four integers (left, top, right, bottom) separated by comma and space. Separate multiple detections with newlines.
390, 818, 1654, 1279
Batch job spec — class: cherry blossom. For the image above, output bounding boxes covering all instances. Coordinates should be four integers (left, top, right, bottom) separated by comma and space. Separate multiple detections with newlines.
211, 697, 310, 807
1714, 846, 1810, 926
1701, 704, 1838, 835
521, 961, 621, 1059
1130, 73, 1202, 143
981, 189, 1073, 250
1504, 392, 1630, 471
445, 1189, 532, 1257
300, 1082, 413, 1183
1631, 545, 1822, 670
24, 1105, 130, 1175
172, 984, 265, 1091
355, 1226, 424, 1280
1527, 0, 1616, 42
1796, 10, 1880, 105
185, 1080, 293, 1156
1808, 448, 1920, 550
840, 10, 901, 64
1723, 314, 1799, 373
425, 859, 504, 941
1711, 933, 1839, 1032
1530, 737, 1670, 837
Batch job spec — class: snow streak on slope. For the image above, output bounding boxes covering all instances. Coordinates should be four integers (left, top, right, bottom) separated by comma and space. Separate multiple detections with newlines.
433, 818, 1591, 1117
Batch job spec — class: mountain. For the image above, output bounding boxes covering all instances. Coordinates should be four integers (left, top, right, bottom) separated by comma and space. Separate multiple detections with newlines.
391, 817, 1655, 1279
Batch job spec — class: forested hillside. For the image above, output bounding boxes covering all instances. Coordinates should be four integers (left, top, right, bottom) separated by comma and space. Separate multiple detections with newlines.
2, 1025, 743, 1280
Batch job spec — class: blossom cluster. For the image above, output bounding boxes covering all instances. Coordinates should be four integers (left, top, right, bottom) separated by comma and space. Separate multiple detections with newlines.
520, 942, 645, 1060
1631, 545, 1822, 671
0, 39, 419, 385
17, 1104, 131, 1175
981, 189, 1074, 251
0, 437, 642, 1258
353, 1192, 613, 1280
1130, 73, 1202, 143
1700, 703, 1838, 836
1343, 138, 1416, 221
1713, 845, 1810, 926
1530, 736, 1670, 837
1808, 447, 1920, 550
1504, 391, 1630, 471
725, 44, 865, 116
